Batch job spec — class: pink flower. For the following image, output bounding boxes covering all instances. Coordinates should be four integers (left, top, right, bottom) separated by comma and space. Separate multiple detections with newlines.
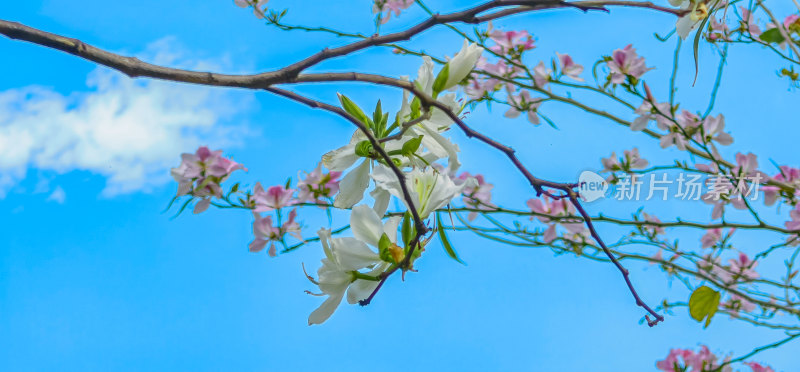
488, 29, 535, 55
171, 146, 246, 213
249, 209, 302, 256
457, 172, 495, 221
655, 348, 694, 372
372, 0, 414, 24
252, 184, 298, 212
723, 294, 756, 316
763, 166, 800, 205
526, 195, 586, 243
784, 14, 799, 30
785, 204, 800, 231
297, 163, 341, 203
745, 361, 775, 372
556, 52, 583, 81
234, 0, 269, 19
656, 346, 729, 372
631, 100, 673, 131
720, 252, 760, 282
707, 18, 731, 41
607, 44, 652, 84
504, 90, 541, 125
532, 61, 552, 88
739, 7, 762, 38
642, 212, 665, 235
701, 228, 733, 248
698, 114, 733, 146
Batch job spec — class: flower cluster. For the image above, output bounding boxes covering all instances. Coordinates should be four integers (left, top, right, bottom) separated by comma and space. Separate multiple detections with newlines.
526, 195, 588, 243
655, 345, 730, 372
170, 146, 246, 214
656, 345, 773, 372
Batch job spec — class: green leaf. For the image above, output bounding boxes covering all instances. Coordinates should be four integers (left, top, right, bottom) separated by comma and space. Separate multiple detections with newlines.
402, 136, 423, 156
410, 97, 421, 119
437, 213, 465, 265
337, 93, 371, 126
373, 100, 384, 136
759, 28, 786, 44
401, 211, 414, 247
688, 285, 721, 328
432, 63, 450, 95
378, 233, 395, 263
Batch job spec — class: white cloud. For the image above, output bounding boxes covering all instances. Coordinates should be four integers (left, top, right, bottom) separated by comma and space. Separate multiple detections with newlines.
46, 186, 66, 204
0, 38, 253, 198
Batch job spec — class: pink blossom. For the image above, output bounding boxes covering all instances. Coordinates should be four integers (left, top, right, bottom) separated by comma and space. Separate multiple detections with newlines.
171, 146, 246, 213
656, 346, 730, 372
252, 183, 298, 212
698, 114, 733, 146
533, 61, 552, 88
527, 195, 586, 243
785, 204, 800, 231
457, 172, 495, 221
504, 90, 541, 125
297, 163, 341, 203
488, 29, 535, 55
740, 7, 762, 38
607, 44, 652, 84
701, 228, 734, 248
784, 14, 799, 30
720, 252, 760, 282
723, 294, 756, 316
249, 209, 302, 256
631, 100, 673, 131
642, 212, 665, 235
372, 0, 414, 24
707, 17, 731, 41
763, 166, 800, 205
745, 362, 775, 372
234, 0, 269, 19
556, 53, 583, 81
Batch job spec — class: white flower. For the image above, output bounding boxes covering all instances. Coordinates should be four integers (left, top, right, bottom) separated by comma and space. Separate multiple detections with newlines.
442, 40, 484, 90
371, 166, 474, 219
307, 205, 400, 325
676, 1, 710, 39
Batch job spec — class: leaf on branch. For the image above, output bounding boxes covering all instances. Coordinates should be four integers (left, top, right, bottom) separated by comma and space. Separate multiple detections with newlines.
337, 93, 371, 127
432, 63, 450, 96
688, 285, 721, 328
437, 212, 465, 265
759, 28, 786, 44
402, 136, 423, 156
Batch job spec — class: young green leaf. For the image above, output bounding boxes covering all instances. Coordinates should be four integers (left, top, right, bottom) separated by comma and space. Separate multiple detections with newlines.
402, 136, 423, 156
337, 93, 371, 126
432, 63, 450, 96
759, 28, 786, 44
688, 285, 721, 328
402, 211, 414, 247
437, 213, 465, 265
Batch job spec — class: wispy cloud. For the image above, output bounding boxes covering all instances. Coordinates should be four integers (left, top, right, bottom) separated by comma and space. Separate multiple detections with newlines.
0, 38, 253, 198
46, 186, 66, 204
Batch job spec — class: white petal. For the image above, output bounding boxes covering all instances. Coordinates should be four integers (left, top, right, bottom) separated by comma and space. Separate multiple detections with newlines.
322, 143, 359, 172
351, 205, 384, 248
383, 216, 402, 244
332, 237, 379, 271
416, 56, 435, 95
308, 289, 346, 325
371, 187, 391, 217
334, 160, 371, 208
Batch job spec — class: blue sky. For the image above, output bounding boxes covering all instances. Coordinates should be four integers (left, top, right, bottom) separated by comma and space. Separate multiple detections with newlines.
2, 0, 800, 371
